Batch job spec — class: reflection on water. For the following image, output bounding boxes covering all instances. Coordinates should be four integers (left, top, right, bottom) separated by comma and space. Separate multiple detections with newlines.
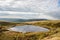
8, 25, 49, 33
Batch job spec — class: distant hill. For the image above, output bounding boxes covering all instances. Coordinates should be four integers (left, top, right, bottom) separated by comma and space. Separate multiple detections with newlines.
0, 18, 24, 22
16, 19, 48, 22
0, 18, 48, 22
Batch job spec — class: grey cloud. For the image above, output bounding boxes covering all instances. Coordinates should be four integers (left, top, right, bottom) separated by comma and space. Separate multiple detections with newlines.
0, 13, 9, 16
0, 6, 36, 13
45, 12, 60, 19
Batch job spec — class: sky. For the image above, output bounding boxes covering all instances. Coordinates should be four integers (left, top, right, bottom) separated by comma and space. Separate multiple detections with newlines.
0, 0, 60, 20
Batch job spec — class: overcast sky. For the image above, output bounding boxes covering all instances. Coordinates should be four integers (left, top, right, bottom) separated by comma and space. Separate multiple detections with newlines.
0, 0, 60, 20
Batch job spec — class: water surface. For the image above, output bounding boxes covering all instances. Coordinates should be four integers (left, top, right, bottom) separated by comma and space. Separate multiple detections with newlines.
8, 25, 49, 33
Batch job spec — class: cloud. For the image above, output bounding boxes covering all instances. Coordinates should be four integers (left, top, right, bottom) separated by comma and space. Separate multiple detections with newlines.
45, 10, 60, 19
0, 11, 58, 19
0, 11, 39, 19
0, 0, 58, 12
0, 0, 59, 20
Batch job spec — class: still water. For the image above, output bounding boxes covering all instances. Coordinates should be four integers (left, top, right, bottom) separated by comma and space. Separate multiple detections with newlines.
8, 25, 49, 33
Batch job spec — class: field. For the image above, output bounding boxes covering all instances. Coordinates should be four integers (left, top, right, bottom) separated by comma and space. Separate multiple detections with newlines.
0, 20, 60, 40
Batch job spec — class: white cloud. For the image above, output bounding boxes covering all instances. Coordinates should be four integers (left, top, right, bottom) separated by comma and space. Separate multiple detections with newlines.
0, 16, 23, 18
0, 0, 58, 12
0, 11, 38, 14
0, 0, 59, 20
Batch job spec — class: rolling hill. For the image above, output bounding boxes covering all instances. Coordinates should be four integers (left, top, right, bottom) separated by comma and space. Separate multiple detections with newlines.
0, 18, 47, 22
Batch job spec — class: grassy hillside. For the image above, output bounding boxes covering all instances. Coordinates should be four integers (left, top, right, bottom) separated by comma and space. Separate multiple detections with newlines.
0, 20, 60, 40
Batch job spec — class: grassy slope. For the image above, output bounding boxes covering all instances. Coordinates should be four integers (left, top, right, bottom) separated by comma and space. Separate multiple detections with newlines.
0, 20, 60, 40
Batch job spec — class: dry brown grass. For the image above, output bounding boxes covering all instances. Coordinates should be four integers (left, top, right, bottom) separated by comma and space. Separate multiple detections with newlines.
0, 20, 60, 40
